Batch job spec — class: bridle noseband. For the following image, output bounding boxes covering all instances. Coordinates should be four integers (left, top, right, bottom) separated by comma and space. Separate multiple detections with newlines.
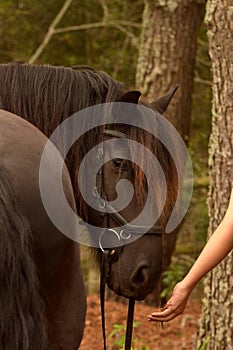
93, 128, 164, 350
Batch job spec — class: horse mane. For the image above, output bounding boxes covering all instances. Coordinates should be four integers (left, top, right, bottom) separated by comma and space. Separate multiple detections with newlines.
0, 167, 48, 349
0, 62, 125, 133
0, 62, 124, 215
0, 62, 178, 229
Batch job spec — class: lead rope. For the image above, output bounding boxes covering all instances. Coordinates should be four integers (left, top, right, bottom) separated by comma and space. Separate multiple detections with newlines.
100, 262, 136, 350
100, 246, 136, 350
125, 298, 135, 350
100, 252, 109, 350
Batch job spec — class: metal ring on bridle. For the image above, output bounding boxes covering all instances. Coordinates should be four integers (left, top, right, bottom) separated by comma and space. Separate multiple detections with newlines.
98, 228, 121, 253
92, 186, 99, 198
119, 230, 132, 240
92, 186, 106, 209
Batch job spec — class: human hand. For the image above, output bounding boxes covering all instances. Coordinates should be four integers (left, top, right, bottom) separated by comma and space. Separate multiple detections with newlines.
147, 281, 192, 322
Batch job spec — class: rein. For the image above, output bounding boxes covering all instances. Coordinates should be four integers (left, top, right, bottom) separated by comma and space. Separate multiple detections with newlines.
95, 129, 164, 350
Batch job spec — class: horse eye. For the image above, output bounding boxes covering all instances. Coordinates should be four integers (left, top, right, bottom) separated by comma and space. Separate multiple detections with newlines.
112, 158, 128, 171
112, 158, 123, 169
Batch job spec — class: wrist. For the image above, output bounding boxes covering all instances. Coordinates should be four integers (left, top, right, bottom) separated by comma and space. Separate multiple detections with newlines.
177, 278, 195, 295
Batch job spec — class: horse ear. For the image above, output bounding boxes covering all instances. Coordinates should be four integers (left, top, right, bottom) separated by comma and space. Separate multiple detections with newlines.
117, 91, 141, 104
151, 85, 178, 113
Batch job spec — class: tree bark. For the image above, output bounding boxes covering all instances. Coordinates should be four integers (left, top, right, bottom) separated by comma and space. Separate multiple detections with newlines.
136, 0, 206, 143
135, 0, 206, 305
196, 1, 233, 349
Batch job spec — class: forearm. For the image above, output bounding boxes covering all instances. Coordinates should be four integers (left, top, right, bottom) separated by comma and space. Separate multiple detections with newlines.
148, 190, 233, 322
181, 213, 233, 292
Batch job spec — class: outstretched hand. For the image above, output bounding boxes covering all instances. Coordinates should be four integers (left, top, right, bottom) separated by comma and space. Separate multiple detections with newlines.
147, 282, 192, 322
148, 188, 233, 323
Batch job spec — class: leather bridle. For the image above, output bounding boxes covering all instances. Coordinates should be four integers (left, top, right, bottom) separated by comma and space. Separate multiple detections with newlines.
94, 128, 164, 350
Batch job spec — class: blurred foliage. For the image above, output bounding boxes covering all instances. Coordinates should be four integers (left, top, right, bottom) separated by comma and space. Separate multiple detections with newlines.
197, 336, 210, 350
0, 0, 143, 87
0, 0, 212, 262
160, 255, 195, 299
108, 322, 150, 350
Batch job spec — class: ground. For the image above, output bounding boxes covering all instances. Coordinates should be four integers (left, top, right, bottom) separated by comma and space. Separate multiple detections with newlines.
79, 294, 201, 350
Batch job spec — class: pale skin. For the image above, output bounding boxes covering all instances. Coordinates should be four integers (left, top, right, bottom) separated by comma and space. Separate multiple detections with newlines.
148, 188, 233, 322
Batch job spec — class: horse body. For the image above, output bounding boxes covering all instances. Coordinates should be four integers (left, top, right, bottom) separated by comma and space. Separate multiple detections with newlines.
0, 110, 86, 349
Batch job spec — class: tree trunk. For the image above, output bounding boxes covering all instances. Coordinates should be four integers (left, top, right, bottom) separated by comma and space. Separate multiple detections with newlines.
196, 1, 233, 349
135, 0, 206, 305
136, 0, 206, 144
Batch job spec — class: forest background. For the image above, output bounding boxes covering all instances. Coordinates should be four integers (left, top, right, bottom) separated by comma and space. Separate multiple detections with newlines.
1, 1, 226, 349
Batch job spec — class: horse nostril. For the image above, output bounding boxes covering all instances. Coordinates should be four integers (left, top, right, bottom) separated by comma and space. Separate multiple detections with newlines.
129, 263, 149, 289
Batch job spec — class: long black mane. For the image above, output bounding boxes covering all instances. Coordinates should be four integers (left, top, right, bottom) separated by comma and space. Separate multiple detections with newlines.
0, 63, 125, 132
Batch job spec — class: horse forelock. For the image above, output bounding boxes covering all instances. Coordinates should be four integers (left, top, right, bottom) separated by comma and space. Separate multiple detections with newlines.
128, 123, 179, 228
76, 121, 179, 229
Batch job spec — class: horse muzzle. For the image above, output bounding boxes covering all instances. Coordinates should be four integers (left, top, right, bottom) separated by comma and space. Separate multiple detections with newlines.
107, 257, 161, 300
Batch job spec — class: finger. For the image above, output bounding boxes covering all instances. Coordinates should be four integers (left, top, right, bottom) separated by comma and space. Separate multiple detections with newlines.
147, 306, 182, 322
149, 307, 173, 317
147, 311, 177, 322
148, 316, 175, 322
147, 315, 170, 321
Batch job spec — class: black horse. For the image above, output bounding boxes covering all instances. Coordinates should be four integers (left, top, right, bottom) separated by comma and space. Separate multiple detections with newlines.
0, 62, 187, 349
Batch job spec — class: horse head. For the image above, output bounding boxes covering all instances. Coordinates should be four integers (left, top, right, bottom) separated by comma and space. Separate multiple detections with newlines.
0, 62, 183, 302
83, 86, 179, 300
